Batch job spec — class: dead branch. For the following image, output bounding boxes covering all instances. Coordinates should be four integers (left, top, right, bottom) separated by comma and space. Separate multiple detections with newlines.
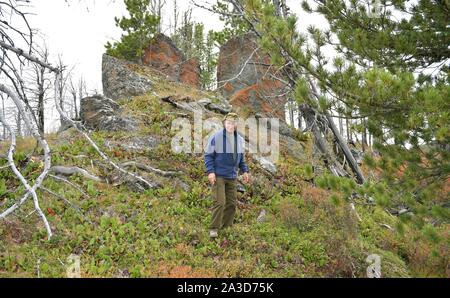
53, 73, 158, 190
120, 161, 182, 177
380, 223, 394, 230
0, 88, 52, 239
50, 165, 102, 182
307, 76, 365, 183
0, 40, 59, 72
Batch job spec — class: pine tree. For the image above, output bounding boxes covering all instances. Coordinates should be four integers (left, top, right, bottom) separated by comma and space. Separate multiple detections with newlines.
202, 30, 218, 89
171, 12, 218, 90
105, 0, 160, 63
299, 0, 449, 226
304, 0, 449, 76
211, 0, 449, 228
210, 0, 252, 46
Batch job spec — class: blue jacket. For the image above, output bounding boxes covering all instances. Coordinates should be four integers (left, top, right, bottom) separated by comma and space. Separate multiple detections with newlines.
204, 128, 249, 179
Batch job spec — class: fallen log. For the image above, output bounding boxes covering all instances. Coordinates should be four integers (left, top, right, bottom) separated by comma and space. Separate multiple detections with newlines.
120, 161, 182, 177
50, 166, 102, 182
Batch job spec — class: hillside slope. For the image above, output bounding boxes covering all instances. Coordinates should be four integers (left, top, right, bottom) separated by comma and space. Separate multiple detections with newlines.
0, 60, 448, 278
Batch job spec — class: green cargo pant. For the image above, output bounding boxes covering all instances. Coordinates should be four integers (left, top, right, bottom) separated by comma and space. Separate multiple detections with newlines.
209, 177, 237, 230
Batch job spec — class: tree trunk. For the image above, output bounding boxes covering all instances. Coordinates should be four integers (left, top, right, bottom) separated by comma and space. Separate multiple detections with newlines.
69, 90, 77, 119
307, 78, 365, 184
16, 112, 21, 137
282, 0, 289, 18
297, 104, 302, 129
37, 94, 44, 135
1, 94, 5, 139
300, 104, 347, 177
346, 117, 351, 142
289, 100, 295, 127
325, 111, 365, 183
272, 0, 281, 16
363, 118, 368, 152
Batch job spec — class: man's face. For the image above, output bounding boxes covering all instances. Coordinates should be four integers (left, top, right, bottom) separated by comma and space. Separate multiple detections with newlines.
224, 119, 237, 133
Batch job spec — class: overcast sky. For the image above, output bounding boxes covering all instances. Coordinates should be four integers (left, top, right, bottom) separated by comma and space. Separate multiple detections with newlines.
26, 0, 326, 94
28, 0, 222, 93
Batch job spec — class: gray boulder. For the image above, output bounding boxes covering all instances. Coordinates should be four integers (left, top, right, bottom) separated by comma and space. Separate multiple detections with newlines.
202, 97, 233, 114
102, 54, 153, 101
80, 95, 138, 131
253, 155, 277, 174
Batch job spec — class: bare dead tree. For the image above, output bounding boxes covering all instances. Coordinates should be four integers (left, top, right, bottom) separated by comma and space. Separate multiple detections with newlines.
15, 104, 22, 136
1, 43, 161, 239
68, 74, 87, 120
0, 83, 53, 239
172, 0, 179, 35
0, 1, 160, 240
68, 77, 77, 119
0, 92, 6, 138
0, 0, 42, 130
150, 0, 166, 33
55, 55, 74, 127
29, 43, 52, 135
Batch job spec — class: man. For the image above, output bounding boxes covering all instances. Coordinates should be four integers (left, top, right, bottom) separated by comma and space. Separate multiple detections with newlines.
204, 112, 250, 238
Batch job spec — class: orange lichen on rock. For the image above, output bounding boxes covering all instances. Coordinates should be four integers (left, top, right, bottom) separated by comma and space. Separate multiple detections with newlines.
142, 33, 200, 88
217, 33, 287, 118
180, 58, 201, 87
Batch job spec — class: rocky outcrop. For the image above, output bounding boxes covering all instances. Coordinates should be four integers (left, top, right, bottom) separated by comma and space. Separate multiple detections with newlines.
161, 95, 232, 115
253, 155, 277, 174
180, 58, 201, 87
102, 54, 153, 101
217, 33, 287, 119
80, 95, 138, 131
142, 34, 201, 88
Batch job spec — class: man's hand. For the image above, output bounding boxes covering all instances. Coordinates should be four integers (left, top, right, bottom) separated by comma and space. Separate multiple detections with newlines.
208, 173, 216, 185
242, 172, 250, 184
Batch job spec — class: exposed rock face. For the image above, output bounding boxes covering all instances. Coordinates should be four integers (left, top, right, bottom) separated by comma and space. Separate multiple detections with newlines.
80, 95, 138, 131
102, 54, 153, 101
161, 95, 232, 115
253, 155, 277, 174
180, 57, 201, 87
142, 34, 201, 88
217, 33, 287, 119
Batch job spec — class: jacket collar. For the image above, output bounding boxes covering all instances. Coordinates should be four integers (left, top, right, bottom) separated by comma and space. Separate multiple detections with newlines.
222, 128, 237, 136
